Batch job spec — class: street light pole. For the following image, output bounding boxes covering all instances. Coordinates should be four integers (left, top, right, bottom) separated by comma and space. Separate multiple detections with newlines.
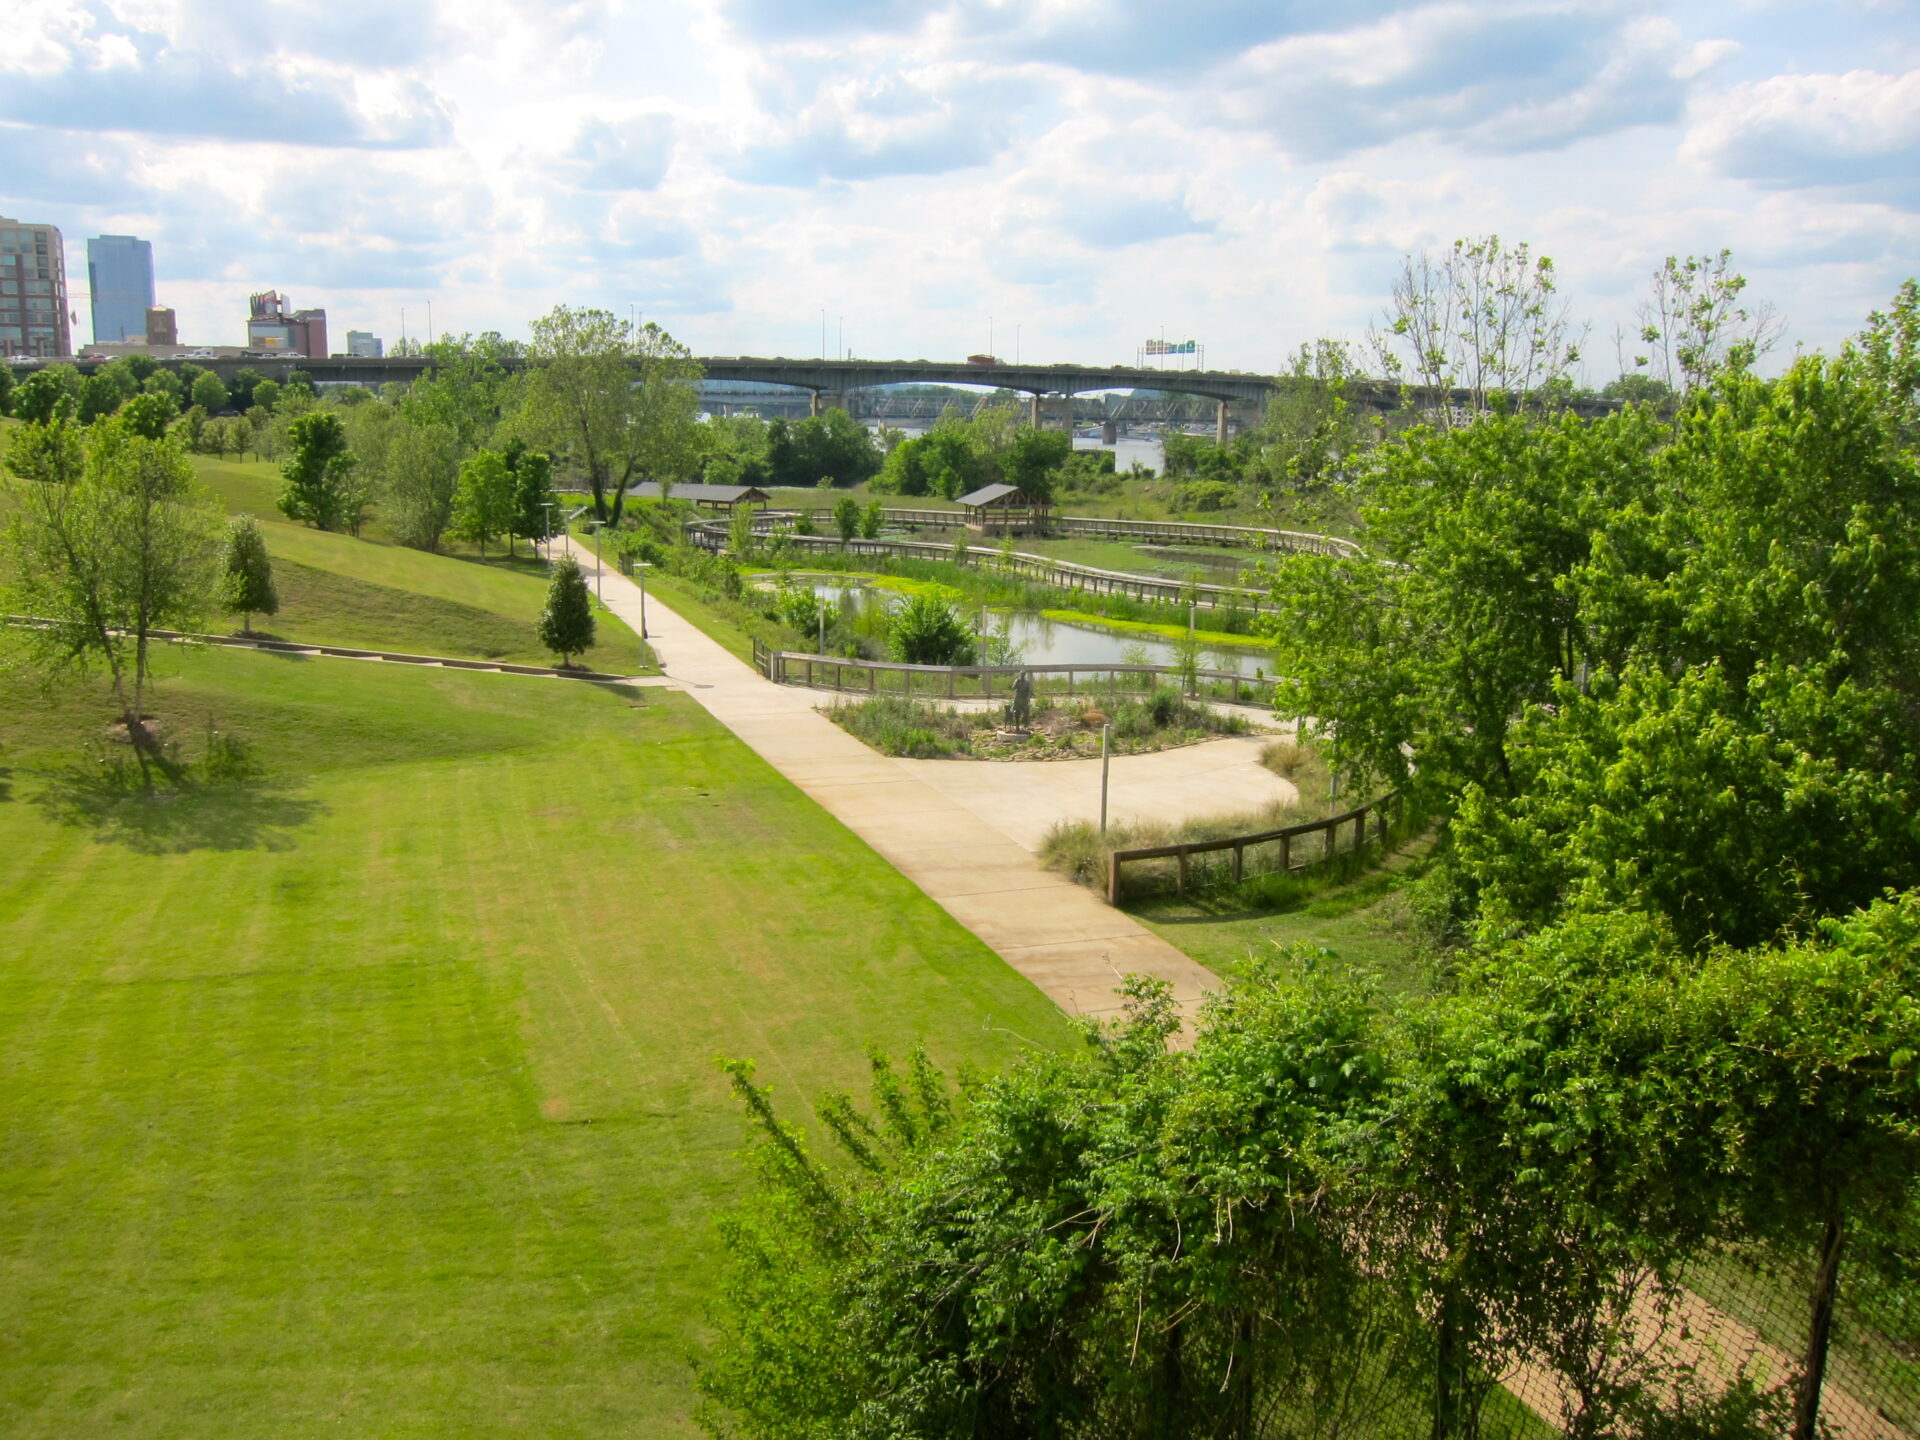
635, 562, 650, 640
542, 501, 555, 573
1100, 723, 1112, 835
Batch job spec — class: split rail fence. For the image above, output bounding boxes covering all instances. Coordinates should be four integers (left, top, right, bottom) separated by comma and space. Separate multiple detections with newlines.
1105, 796, 1395, 904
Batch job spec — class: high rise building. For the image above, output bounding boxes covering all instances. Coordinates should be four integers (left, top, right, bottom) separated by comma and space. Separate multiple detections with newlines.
0, 217, 71, 358
247, 290, 327, 358
346, 330, 383, 357
87, 234, 155, 344
147, 306, 178, 347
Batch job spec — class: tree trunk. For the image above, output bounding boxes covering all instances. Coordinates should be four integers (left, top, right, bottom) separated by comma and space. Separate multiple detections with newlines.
1791, 1207, 1846, 1440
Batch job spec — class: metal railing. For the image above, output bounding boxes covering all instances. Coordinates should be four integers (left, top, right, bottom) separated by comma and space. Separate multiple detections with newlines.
751, 639, 1270, 704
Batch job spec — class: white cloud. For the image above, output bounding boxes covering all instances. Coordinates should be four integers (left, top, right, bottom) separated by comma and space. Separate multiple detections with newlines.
0, 0, 1914, 368
1683, 68, 1920, 206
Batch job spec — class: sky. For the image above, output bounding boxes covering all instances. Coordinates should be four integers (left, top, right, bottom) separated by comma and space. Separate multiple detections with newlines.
3, 0, 1916, 378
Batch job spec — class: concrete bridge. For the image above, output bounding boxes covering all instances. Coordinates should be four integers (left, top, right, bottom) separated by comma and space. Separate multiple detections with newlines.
18, 353, 1620, 441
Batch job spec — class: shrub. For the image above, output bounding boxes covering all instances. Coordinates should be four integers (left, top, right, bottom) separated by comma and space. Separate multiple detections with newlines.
828, 696, 971, 757
888, 592, 975, 665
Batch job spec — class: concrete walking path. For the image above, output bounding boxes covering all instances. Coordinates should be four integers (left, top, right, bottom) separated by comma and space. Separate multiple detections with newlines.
556, 537, 1294, 1021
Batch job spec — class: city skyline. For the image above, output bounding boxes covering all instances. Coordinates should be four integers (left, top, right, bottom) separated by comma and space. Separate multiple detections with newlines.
1, 2, 1915, 375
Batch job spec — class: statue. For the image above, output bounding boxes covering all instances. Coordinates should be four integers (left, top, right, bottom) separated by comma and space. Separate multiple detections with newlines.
1009, 669, 1033, 729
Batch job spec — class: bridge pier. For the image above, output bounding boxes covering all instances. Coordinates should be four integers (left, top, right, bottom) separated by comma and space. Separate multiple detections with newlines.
810, 390, 849, 418
1030, 392, 1043, 429
1101, 419, 1117, 445
1216, 399, 1229, 447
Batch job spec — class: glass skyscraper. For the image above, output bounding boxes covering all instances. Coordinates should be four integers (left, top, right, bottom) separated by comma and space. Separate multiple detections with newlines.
87, 234, 155, 344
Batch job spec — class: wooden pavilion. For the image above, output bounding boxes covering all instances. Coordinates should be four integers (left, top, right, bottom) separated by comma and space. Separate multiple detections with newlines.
628, 482, 771, 513
956, 482, 1049, 537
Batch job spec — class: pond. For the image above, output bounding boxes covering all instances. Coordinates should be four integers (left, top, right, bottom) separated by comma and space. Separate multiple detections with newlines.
780, 579, 1272, 672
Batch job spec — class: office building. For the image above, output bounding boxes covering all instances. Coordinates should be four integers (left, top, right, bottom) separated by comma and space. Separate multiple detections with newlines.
247, 290, 328, 358
147, 306, 178, 346
346, 330, 383, 358
87, 234, 155, 344
0, 217, 71, 358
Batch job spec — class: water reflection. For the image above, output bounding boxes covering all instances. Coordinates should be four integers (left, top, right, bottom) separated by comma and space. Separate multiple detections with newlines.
789, 580, 1270, 670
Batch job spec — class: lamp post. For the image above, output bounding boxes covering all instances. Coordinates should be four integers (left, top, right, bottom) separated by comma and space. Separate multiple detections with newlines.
1100, 723, 1112, 835
542, 500, 555, 574
635, 562, 651, 640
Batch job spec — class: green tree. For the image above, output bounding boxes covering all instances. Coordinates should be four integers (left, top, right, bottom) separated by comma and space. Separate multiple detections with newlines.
118, 392, 177, 441
728, 504, 756, 558
888, 591, 975, 664
225, 367, 265, 412
859, 498, 885, 540
1262, 404, 1665, 811
1369, 234, 1584, 424
140, 369, 184, 407
250, 378, 283, 414
832, 492, 861, 546
1002, 426, 1069, 503
177, 403, 208, 454
874, 434, 930, 495
14, 365, 82, 424
537, 553, 595, 665
510, 306, 702, 525
277, 411, 358, 531
190, 370, 230, 414
450, 449, 516, 556
403, 332, 518, 451
218, 515, 279, 634
2, 417, 223, 776
508, 449, 558, 550
79, 370, 132, 424
1621, 250, 1779, 395
377, 420, 461, 551
3, 415, 86, 487
1449, 352, 1920, 950
1255, 339, 1368, 509
1854, 277, 1920, 435
0, 363, 14, 417
921, 424, 978, 500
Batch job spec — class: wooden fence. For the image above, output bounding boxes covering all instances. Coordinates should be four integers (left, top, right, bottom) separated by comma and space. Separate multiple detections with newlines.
1106, 796, 1395, 904
751, 639, 1267, 704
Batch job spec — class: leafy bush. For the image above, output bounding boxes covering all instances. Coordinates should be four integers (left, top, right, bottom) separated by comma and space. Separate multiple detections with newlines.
1173, 478, 1237, 512
888, 591, 975, 665
827, 696, 971, 757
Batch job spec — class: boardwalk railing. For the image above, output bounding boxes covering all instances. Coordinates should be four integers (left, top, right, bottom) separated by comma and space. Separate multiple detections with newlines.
751, 639, 1269, 704
1106, 796, 1395, 904
696, 525, 1272, 609
762, 507, 1362, 557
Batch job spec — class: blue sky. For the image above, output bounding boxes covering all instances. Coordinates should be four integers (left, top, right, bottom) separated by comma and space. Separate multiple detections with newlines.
3, 0, 1915, 375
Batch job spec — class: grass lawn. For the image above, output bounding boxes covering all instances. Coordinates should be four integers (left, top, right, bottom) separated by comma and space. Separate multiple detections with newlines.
1016, 536, 1256, 581
189, 456, 651, 673
1133, 840, 1438, 997
0, 647, 1075, 1438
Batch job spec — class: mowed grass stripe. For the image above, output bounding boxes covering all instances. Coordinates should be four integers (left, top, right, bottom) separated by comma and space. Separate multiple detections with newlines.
0, 649, 1073, 1436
